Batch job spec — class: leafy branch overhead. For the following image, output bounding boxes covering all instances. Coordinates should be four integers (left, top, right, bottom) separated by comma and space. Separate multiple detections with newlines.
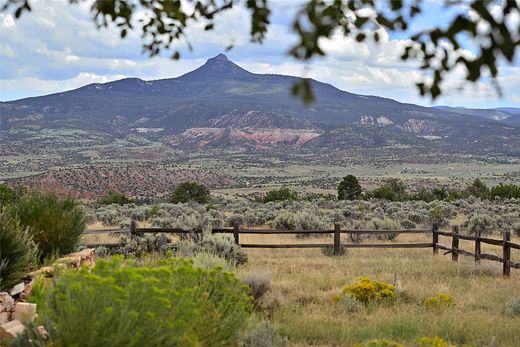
3, 0, 519, 102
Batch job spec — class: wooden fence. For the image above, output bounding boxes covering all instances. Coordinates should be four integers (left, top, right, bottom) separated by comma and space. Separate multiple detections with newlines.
83, 221, 520, 278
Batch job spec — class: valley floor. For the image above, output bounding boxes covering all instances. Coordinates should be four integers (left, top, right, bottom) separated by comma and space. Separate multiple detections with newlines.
237, 234, 520, 347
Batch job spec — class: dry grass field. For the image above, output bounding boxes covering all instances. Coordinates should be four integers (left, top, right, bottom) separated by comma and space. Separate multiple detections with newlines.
237, 233, 520, 347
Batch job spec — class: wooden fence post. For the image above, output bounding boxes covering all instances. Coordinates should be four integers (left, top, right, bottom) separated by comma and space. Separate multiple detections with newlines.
475, 229, 481, 263
451, 225, 459, 262
334, 223, 341, 255
233, 222, 240, 245
130, 220, 136, 240
432, 223, 439, 254
503, 231, 511, 278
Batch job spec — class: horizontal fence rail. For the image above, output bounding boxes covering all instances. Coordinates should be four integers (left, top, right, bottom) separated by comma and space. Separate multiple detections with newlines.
435, 225, 520, 278
82, 221, 520, 278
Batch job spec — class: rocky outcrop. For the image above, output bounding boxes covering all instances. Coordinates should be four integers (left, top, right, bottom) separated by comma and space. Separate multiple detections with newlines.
0, 248, 95, 341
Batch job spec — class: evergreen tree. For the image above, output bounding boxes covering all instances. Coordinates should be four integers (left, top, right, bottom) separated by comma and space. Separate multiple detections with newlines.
338, 175, 363, 201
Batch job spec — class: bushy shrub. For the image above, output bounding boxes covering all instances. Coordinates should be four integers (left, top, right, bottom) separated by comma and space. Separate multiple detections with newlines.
370, 179, 407, 202
20, 257, 252, 346
366, 217, 401, 241
97, 191, 133, 205
0, 210, 37, 290
0, 183, 18, 206
270, 210, 331, 235
336, 293, 362, 313
505, 297, 520, 317
262, 188, 299, 203
338, 175, 363, 200
169, 182, 210, 204
466, 213, 495, 235
343, 277, 396, 306
512, 222, 520, 237
321, 245, 347, 256
10, 192, 85, 261
243, 318, 287, 347
111, 233, 174, 258
270, 211, 298, 230
428, 206, 445, 227
400, 219, 417, 229
177, 233, 248, 265
354, 338, 404, 347
242, 271, 271, 308
423, 294, 455, 310
26, 273, 48, 307
416, 336, 456, 347
191, 252, 234, 272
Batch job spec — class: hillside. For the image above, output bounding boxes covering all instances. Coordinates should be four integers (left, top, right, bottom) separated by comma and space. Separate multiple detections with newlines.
1, 54, 519, 154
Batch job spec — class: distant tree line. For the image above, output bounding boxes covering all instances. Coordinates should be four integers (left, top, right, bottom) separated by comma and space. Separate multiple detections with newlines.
337, 176, 520, 202
96, 181, 211, 206
257, 176, 520, 204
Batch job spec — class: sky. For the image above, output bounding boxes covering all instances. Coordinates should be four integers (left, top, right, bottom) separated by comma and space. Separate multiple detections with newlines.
0, 0, 519, 108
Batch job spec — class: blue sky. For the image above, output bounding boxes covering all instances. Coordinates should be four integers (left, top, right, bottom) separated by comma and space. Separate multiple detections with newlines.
0, 0, 519, 108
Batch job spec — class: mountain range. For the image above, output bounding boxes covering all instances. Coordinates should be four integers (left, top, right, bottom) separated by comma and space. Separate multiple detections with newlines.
2, 53, 519, 154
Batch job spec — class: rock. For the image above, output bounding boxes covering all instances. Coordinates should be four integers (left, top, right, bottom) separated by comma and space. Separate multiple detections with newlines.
0, 293, 14, 312
0, 312, 9, 324
0, 320, 25, 339
54, 255, 82, 268
13, 302, 37, 323
68, 248, 96, 268
41, 266, 55, 276
20, 279, 35, 299
36, 325, 49, 339
24, 269, 42, 280
9, 283, 25, 296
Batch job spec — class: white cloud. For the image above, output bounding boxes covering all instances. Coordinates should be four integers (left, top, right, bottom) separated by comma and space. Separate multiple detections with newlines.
0, 14, 15, 28
0, 1, 518, 109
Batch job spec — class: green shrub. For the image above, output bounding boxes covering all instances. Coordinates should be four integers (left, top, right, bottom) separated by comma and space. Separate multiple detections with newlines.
370, 179, 407, 201
512, 222, 520, 237
19, 257, 252, 347
343, 277, 396, 306
428, 206, 445, 227
466, 178, 489, 199
0, 209, 37, 290
0, 183, 18, 207
337, 293, 362, 313
110, 233, 174, 258
97, 191, 134, 205
400, 219, 417, 229
338, 175, 363, 200
177, 233, 248, 265
10, 192, 85, 261
416, 336, 457, 347
242, 271, 271, 308
366, 217, 401, 241
354, 338, 404, 347
270, 210, 330, 233
466, 213, 495, 236
169, 182, 210, 204
321, 245, 347, 256
26, 273, 48, 307
262, 188, 299, 203
423, 294, 455, 310
191, 252, 235, 272
505, 297, 520, 317
243, 318, 287, 347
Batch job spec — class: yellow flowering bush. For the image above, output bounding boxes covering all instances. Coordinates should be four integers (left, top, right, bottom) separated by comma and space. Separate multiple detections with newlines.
343, 277, 396, 305
354, 338, 404, 347
423, 294, 455, 310
416, 336, 460, 347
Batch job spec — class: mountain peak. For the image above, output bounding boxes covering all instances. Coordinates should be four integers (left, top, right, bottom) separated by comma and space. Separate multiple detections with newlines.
178, 53, 253, 81
206, 53, 229, 63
